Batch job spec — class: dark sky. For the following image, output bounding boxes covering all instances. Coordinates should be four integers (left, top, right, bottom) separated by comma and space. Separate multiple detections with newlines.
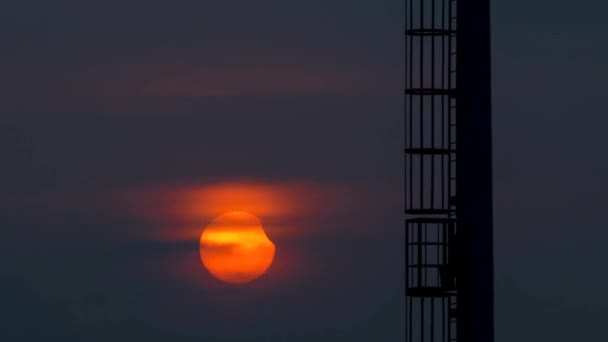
1, 0, 607, 341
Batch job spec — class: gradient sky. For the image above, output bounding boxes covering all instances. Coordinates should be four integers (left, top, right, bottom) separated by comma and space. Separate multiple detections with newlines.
1, 0, 607, 341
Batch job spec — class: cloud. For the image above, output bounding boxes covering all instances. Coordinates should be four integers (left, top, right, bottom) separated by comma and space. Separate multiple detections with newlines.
109, 180, 379, 242
139, 64, 390, 97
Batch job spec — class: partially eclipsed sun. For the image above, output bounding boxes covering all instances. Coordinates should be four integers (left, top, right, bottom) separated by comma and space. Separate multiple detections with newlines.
199, 211, 275, 284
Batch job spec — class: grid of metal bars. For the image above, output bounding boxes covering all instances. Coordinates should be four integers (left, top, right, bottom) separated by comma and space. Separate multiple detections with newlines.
405, 0, 458, 341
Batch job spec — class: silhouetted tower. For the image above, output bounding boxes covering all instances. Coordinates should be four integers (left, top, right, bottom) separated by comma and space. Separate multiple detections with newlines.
404, 0, 494, 341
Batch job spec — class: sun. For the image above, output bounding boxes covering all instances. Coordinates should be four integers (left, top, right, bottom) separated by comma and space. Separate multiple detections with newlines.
199, 211, 275, 284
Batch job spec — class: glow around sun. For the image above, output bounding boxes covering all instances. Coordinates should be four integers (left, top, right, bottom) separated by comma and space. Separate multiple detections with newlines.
199, 211, 275, 284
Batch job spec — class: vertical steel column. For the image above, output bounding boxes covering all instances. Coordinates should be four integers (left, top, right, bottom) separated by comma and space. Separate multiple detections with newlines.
455, 0, 494, 341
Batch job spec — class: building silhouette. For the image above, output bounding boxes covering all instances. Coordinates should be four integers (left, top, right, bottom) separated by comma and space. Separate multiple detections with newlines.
404, 0, 494, 341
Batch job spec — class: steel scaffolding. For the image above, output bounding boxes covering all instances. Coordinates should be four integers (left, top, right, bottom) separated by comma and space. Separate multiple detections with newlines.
405, 0, 459, 341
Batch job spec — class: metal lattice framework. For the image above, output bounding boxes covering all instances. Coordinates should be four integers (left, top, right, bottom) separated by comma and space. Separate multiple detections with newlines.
405, 0, 458, 341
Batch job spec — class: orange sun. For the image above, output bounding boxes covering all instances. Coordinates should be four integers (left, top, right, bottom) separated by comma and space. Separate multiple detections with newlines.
199, 211, 275, 284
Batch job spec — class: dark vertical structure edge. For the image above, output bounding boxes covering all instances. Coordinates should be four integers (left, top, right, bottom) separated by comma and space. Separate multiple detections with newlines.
456, 0, 495, 341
